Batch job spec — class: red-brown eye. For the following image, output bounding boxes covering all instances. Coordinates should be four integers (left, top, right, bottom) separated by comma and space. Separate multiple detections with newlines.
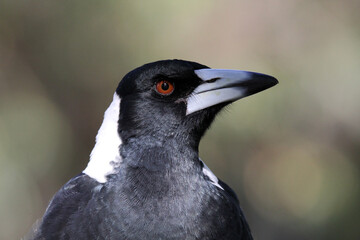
155, 80, 174, 95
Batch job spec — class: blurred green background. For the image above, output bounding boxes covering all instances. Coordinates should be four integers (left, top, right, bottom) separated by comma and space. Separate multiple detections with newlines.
1, 1, 359, 239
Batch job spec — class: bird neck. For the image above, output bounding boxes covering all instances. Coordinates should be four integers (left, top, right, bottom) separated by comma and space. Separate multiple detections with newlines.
82, 92, 204, 183
119, 135, 200, 173
106, 136, 205, 203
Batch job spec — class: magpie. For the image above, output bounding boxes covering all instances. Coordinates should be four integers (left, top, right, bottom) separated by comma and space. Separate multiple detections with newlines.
29, 60, 278, 240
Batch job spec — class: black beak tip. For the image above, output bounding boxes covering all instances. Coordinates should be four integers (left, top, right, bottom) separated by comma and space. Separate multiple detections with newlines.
245, 73, 279, 96
269, 75, 279, 86
253, 72, 278, 86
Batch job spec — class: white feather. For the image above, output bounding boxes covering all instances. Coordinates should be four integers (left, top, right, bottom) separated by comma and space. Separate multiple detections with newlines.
83, 93, 122, 183
200, 159, 224, 190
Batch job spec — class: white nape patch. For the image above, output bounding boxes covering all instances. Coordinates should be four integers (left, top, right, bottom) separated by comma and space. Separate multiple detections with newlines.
83, 93, 122, 183
200, 159, 224, 190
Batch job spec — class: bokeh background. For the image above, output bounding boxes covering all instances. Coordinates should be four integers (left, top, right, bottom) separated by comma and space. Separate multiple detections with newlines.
1, 1, 359, 239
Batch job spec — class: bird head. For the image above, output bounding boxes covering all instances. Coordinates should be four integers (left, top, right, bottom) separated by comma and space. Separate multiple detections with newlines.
84, 59, 277, 182
116, 59, 278, 148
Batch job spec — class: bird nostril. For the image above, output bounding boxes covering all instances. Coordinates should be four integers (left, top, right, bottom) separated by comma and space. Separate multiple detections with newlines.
206, 77, 220, 83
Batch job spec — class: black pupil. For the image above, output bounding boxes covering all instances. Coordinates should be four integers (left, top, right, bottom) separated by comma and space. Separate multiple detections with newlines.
161, 82, 169, 90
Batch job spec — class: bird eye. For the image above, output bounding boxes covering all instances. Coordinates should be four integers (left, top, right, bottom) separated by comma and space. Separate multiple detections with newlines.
155, 80, 174, 95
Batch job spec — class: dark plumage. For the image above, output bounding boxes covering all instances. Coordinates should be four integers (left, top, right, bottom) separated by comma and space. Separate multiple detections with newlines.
28, 60, 278, 240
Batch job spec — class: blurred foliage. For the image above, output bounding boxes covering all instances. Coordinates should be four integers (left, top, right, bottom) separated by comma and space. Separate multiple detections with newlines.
0, 1, 359, 239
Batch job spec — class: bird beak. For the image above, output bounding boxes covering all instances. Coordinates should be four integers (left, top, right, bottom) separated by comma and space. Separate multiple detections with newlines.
186, 69, 278, 115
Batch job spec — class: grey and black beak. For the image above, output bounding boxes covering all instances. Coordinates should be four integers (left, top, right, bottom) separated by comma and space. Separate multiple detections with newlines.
186, 69, 278, 115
